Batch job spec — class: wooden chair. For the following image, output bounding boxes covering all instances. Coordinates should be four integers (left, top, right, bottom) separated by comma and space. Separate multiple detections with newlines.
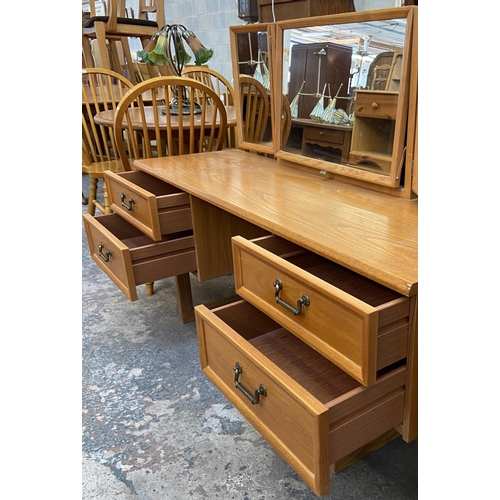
82, 0, 166, 85
82, 68, 134, 215
114, 76, 228, 166
181, 66, 236, 148
281, 93, 292, 146
263, 93, 292, 157
238, 75, 269, 144
371, 63, 392, 91
113, 75, 228, 312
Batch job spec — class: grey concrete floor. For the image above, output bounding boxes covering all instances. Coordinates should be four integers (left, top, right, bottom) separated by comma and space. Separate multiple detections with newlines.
82, 174, 417, 499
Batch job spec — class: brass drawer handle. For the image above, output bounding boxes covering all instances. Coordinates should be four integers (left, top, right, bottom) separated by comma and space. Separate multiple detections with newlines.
120, 192, 135, 211
273, 278, 310, 316
98, 242, 112, 262
371, 102, 379, 109
233, 362, 267, 405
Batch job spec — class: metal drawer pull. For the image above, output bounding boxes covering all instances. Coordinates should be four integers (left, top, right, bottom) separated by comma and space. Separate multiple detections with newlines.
233, 362, 266, 405
98, 242, 112, 262
273, 278, 310, 316
120, 192, 135, 210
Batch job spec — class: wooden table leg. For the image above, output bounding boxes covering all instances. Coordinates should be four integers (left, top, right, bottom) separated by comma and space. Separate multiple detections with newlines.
175, 273, 195, 324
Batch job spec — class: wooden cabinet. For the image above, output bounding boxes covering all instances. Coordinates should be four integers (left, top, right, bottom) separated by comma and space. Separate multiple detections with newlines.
349, 90, 399, 173
287, 42, 352, 119
258, 0, 354, 22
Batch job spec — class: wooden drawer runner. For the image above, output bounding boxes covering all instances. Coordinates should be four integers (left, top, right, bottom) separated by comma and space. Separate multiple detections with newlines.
105, 171, 192, 242
232, 235, 409, 387
83, 213, 197, 301
353, 91, 398, 120
195, 300, 406, 497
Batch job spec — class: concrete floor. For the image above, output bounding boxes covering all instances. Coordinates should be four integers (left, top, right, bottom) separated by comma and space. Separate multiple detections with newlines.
82, 175, 418, 499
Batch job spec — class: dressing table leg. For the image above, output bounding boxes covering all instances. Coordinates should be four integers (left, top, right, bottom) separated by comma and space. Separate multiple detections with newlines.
175, 273, 195, 324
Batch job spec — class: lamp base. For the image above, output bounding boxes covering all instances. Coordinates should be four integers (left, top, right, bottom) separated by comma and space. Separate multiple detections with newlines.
170, 98, 202, 115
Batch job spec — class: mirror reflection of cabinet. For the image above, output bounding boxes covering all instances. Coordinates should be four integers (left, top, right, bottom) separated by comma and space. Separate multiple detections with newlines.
288, 42, 352, 118
349, 90, 398, 173
275, 7, 417, 197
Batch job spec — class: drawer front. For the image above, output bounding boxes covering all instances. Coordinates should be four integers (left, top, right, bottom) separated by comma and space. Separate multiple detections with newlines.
303, 126, 346, 146
354, 91, 398, 120
105, 171, 192, 242
195, 299, 406, 497
232, 235, 409, 387
83, 213, 197, 301
195, 302, 331, 496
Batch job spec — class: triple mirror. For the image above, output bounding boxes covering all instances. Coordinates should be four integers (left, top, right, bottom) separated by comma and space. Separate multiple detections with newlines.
230, 7, 416, 190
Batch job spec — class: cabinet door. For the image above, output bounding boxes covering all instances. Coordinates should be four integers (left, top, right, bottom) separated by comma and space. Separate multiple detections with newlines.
288, 43, 351, 119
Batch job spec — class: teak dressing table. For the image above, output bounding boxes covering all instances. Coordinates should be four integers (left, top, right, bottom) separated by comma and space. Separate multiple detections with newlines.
83, 7, 417, 496
130, 149, 417, 496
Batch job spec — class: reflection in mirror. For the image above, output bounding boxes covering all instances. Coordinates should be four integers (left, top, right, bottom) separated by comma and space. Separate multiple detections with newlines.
230, 24, 275, 154
278, 9, 413, 187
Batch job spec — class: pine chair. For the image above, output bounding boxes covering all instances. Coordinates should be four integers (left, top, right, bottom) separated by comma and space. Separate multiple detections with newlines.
281, 93, 292, 146
238, 75, 269, 144
113, 76, 228, 308
113, 75, 228, 167
82, 67, 134, 215
181, 66, 236, 148
82, 0, 166, 85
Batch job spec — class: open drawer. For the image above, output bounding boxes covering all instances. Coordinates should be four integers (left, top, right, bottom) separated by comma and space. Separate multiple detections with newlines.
104, 171, 193, 241
195, 299, 406, 497
232, 235, 410, 387
83, 212, 197, 301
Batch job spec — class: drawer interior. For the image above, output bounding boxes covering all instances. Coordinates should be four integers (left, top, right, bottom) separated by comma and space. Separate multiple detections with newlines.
95, 213, 193, 250
116, 170, 188, 198
252, 235, 402, 306
213, 299, 366, 404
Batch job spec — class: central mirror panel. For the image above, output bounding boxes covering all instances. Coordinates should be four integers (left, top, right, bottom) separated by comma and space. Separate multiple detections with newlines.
275, 7, 415, 188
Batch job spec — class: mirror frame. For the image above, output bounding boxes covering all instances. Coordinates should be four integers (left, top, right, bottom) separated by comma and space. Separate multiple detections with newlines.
229, 23, 278, 155
274, 6, 416, 189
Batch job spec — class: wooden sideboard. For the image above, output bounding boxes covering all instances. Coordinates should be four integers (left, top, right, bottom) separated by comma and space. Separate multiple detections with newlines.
130, 149, 417, 496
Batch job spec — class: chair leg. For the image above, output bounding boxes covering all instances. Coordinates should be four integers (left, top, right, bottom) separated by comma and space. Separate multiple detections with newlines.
102, 183, 112, 214
88, 178, 98, 216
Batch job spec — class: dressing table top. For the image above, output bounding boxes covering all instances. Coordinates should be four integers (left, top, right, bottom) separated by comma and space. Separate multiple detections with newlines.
133, 149, 417, 296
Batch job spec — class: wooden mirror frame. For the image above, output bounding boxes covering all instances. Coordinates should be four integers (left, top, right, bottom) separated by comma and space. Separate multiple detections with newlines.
274, 7, 417, 192
229, 23, 278, 155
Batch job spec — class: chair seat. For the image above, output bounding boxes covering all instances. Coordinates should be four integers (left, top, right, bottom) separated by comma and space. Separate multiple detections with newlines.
86, 159, 126, 178
83, 16, 158, 29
